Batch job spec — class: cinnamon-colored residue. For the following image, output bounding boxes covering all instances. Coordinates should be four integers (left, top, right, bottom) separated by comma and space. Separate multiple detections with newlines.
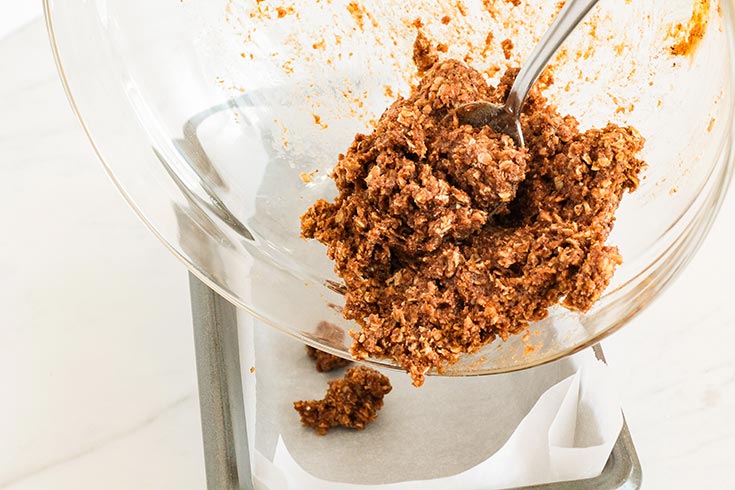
501, 38, 514, 60
347, 1, 367, 31
669, 0, 710, 57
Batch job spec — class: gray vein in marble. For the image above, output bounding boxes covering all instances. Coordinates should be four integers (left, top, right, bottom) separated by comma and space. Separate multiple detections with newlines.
0, 393, 196, 489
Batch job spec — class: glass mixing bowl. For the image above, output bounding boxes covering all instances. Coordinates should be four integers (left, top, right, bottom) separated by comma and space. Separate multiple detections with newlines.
46, 0, 734, 375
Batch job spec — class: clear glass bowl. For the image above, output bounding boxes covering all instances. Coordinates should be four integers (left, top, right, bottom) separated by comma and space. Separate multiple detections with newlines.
46, 0, 734, 376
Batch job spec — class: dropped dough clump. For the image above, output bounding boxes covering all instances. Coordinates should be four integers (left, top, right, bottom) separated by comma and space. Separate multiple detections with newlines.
294, 366, 392, 435
306, 345, 353, 372
305, 320, 353, 372
301, 33, 646, 386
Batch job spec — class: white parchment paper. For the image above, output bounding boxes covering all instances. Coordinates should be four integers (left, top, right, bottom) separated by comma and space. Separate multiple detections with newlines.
239, 315, 623, 490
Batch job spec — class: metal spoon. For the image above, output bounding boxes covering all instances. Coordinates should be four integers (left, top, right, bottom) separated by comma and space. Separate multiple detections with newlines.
454, 0, 601, 146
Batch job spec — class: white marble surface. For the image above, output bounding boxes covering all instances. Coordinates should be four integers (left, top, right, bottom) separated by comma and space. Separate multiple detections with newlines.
1, 18, 734, 490
0, 20, 204, 490
0, 2, 41, 41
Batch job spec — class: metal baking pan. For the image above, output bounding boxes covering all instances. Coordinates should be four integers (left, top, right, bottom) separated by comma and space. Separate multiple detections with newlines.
189, 274, 641, 490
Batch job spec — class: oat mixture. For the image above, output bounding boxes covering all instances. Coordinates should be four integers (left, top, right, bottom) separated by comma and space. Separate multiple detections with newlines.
294, 365, 392, 435
301, 34, 646, 386
305, 320, 354, 372
306, 345, 353, 372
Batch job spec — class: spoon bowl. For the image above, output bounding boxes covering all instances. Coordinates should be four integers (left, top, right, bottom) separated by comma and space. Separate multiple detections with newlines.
453, 101, 524, 146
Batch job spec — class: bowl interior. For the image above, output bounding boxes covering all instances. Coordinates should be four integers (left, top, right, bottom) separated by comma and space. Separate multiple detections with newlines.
48, 0, 735, 374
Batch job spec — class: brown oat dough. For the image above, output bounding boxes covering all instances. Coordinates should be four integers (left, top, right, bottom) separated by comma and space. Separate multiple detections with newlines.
294, 366, 392, 435
301, 36, 645, 387
501, 38, 514, 60
413, 30, 439, 74
310, 320, 349, 349
305, 320, 353, 372
306, 345, 352, 372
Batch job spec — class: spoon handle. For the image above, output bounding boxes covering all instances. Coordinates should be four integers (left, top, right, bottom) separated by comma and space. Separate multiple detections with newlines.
505, 0, 601, 117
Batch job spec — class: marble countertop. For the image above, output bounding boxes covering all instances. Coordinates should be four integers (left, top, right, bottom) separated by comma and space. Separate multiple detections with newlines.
1, 19, 734, 490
